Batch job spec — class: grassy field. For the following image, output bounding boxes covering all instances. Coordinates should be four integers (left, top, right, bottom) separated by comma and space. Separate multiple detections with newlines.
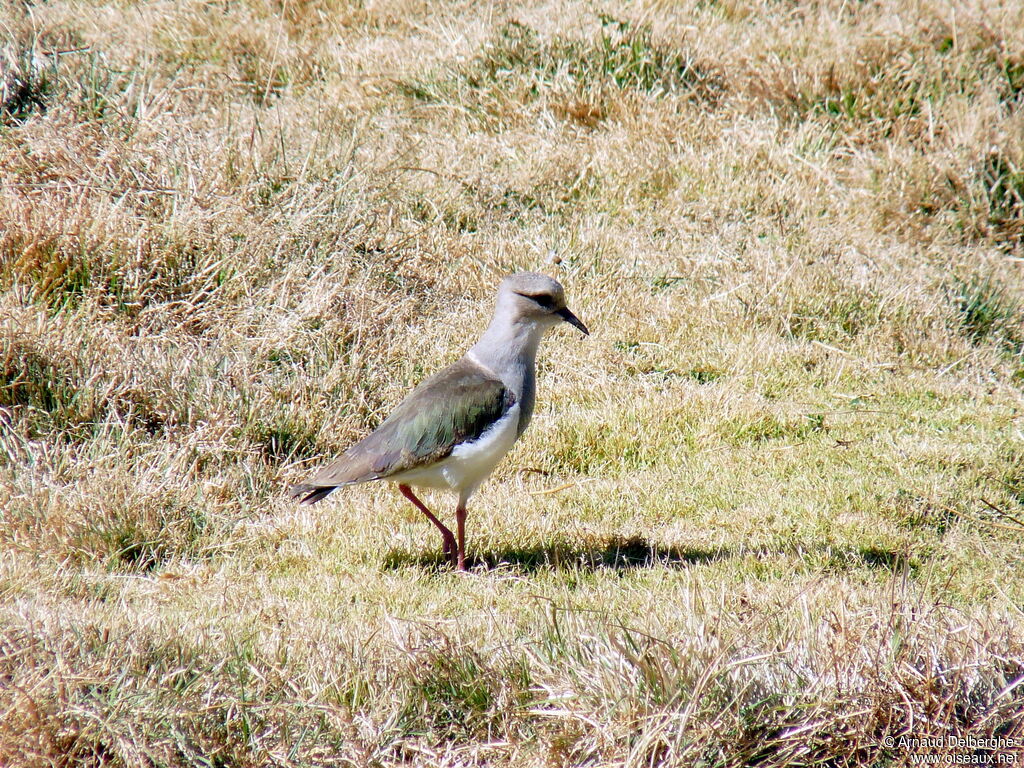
3, 0, 1024, 764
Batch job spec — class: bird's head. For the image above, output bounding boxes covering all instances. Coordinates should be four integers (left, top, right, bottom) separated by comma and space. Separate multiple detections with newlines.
499, 272, 589, 336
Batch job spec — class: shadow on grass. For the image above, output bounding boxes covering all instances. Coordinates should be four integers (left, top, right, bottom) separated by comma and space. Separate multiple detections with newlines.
854, 546, 913, 572
383, 537, 915, 575
382, 535, 729, 573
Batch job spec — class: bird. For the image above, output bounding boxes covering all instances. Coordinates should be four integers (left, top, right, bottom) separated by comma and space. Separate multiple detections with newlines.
289, 272, 589, 570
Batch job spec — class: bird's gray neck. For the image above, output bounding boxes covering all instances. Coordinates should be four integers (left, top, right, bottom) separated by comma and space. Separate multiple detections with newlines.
468, 316, 545, 437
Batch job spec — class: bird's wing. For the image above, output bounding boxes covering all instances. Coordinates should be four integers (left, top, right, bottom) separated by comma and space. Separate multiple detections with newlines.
294, 356, 516, 491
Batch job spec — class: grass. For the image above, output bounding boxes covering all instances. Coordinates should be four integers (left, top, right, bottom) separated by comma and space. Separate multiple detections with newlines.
950, 274, 1022, 351
0, 53, 52, 125
398, 16, 721, 124
3, 0, 1024, 765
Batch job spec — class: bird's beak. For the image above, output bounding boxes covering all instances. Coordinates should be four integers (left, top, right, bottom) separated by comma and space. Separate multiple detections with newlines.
557, 307, 589, 336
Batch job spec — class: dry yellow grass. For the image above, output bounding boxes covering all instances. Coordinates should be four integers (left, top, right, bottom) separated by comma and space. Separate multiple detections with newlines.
2, 0, 1024, 765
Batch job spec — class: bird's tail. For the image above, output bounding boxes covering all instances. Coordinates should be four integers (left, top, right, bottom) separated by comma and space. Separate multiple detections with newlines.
288, 484, 338, 506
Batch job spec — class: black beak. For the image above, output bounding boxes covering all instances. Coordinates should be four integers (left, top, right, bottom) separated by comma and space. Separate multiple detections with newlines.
557, 307, 589, 336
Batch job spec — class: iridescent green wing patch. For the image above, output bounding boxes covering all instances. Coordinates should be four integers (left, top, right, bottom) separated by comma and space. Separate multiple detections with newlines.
305, 358, 515, 487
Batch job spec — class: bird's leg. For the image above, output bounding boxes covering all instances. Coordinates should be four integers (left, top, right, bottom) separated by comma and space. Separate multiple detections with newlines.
455, 504, 467, 571
398, 484, 456, 566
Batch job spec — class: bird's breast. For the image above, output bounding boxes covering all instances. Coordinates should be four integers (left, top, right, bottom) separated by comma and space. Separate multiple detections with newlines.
441, 404, 522, 493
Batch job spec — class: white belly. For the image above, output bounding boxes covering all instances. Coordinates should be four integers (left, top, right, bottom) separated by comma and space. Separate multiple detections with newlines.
388, 405, 521, 497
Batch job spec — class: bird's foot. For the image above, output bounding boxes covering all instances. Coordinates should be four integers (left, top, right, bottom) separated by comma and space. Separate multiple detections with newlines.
442, 533, 457, 567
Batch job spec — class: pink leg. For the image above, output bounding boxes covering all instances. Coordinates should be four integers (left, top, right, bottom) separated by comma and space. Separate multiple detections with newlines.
399, 485, 456, 565
455, 505, 468, 571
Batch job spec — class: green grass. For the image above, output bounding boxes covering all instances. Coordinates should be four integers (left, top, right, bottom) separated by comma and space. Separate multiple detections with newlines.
398, 16, 721, 124
0, 45, 53, 125
950, 274, 1022, 350
3, 0, 1024, 764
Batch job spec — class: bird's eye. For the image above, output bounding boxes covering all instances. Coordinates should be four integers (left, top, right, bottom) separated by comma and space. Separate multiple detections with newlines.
514, 290, 557, 310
